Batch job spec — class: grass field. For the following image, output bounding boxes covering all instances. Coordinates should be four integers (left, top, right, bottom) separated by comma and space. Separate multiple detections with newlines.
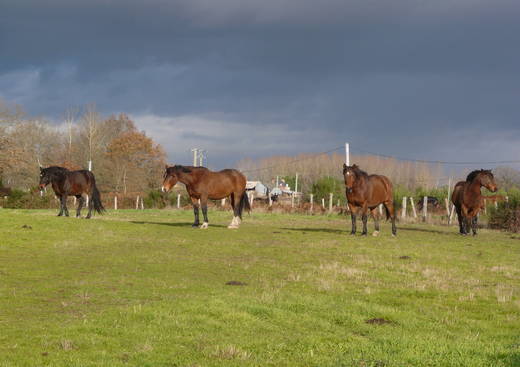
0, 209, 519, 367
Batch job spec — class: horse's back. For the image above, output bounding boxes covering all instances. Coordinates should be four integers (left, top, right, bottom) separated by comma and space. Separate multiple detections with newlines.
451, 181, 466, 206
366, 174, 393, 204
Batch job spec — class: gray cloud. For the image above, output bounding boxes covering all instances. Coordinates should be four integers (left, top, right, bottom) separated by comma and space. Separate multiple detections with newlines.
1, 0, 519, 169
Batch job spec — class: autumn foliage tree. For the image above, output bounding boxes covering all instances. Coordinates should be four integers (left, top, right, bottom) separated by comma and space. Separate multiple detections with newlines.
105, 130, 166, 193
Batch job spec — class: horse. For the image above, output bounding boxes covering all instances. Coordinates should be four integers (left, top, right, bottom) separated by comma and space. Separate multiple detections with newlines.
161, 165, 250, 229
343, 164, 397, 236
39, 166, 105, 218
451, 169, 497, 235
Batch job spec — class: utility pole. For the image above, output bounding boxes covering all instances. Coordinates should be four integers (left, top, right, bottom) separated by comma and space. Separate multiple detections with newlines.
191, 148, 198, 166
198, 149, 206, 167
345, 142, 350, 166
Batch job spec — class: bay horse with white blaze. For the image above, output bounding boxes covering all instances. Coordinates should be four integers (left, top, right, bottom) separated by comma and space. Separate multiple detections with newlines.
343, 164, 397, 236
161, 165, 250, 229
39, 166, 105, 218
451, 169, 497, 236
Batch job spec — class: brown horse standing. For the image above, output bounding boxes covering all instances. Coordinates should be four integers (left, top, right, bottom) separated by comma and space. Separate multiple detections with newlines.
39, 166, 105, 218
161, 165, 250, 229
343, 164, 397, 236
451, 169, 497, 235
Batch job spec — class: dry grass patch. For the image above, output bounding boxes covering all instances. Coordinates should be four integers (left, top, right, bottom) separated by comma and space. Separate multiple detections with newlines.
211, 345, 251, 360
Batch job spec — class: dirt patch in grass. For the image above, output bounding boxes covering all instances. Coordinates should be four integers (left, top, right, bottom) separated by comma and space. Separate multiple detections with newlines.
365, 318, 395, 325
226, 281, 247, 286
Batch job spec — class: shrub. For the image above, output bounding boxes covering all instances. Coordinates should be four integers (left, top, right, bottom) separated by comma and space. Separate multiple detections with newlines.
488, 198, 520, 232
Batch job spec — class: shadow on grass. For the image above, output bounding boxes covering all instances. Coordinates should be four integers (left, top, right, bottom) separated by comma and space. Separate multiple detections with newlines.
399, 226, 456, 235
130, 221, 228, 229
281, 227, 346, 234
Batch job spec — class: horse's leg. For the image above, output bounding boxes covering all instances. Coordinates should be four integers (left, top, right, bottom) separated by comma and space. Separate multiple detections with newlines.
200, 196, 209, 229
76, 195, 84, 218
228, 193, 239, 228
86, 191, 93, 219
461, 206, 471, 235
361, 204, 369, 236
191, 197, 200, 227
349, 205, 358, 235
61, 195, 70, 217
455, 206, 464, 234
371, 208, 380, 237
472, 215, 478, 236
383, 201, 397, 236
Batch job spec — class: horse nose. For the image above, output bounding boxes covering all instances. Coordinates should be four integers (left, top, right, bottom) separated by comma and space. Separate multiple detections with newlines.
161, 186, 166, 193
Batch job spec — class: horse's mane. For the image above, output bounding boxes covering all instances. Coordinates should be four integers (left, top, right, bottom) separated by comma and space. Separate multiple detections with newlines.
466, 169, 492, 182
350, 164, 369, 178
171, 165, 208, 174
44, 166, 69, 175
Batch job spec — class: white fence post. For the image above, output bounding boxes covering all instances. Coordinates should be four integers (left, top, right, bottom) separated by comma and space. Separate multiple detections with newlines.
291, 193, 295, 208
221, 198, 226, 207
328, 193, 333, 214
310, 194, 314, 214
268, 193, 272, 207
140, 197, 144, 210
136, 196, 140, 210
422, 196, 428, 222
378, 203, 383, 216
322, 198, 325, 209
401, 196, 407, 219
114, 196, 118, 210
177, 194, 181, 209
410, 197, 417, 218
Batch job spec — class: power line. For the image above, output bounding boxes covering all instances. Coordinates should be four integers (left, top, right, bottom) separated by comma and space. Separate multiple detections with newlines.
241, 145, 344, 173
353, 148, 520, 166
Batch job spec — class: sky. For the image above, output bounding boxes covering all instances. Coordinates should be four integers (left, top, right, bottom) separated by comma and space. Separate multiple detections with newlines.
1, 0, 519, 170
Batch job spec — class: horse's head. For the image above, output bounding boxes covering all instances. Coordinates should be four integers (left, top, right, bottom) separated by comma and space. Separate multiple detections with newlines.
467, 169, 498, 192
38, 167, 51, 189
343, 163, 359, 191
161, 166, 177, 192
479, 170, 498, 192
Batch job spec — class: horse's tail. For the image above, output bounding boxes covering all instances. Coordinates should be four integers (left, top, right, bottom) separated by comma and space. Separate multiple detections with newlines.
237, 191, 251, 219
91, 179, 105, 215
384, 204, 392, 221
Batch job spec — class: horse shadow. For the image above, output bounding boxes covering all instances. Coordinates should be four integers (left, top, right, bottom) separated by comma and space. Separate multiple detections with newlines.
398, 226, 454, 235
130, 221, 228, 229
281, 227, 346, 235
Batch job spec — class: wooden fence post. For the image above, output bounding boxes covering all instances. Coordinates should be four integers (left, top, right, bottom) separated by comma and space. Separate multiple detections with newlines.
114, 196, 118, 210
401, 196, 407, 219
328, 193, 333, 214
410, 197, 417, 218
136, 196, 140, 210
322, 198, 325, 209
177, 194, 181, 209
422, 196, 428, 222
310, 194, 314, 214
140, 197, 144, 210
484, 199, 487, 214
291, 193, 295, 208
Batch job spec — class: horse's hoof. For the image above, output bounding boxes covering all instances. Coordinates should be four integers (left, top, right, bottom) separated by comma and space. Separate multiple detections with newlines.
372, 231, 380, 237
361, 232, 368, 236
200, 222, 209, 229
350, 232, 356, 236
227, 225, 238, 229
192, 224, 199, 228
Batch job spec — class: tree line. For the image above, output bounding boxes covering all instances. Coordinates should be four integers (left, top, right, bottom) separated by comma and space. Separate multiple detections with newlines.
0, 100, 165, 194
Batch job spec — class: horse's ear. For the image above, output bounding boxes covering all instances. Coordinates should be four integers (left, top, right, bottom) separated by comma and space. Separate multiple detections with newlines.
343, 163, 347, 169
352, 164, 358, 169
40, 167, 43, 172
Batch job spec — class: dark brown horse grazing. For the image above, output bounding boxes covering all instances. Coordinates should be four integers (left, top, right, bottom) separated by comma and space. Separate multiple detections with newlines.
451, 169, 497, 235
343, 164, 397, 236
161, 165, 250, 229
39, 166, 105, 218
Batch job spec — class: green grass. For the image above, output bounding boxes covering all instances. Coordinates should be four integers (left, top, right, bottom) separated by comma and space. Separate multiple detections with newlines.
0, 209, 519, 367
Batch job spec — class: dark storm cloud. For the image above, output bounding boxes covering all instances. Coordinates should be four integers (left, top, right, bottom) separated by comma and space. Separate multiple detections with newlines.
1, 0, 519, 168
